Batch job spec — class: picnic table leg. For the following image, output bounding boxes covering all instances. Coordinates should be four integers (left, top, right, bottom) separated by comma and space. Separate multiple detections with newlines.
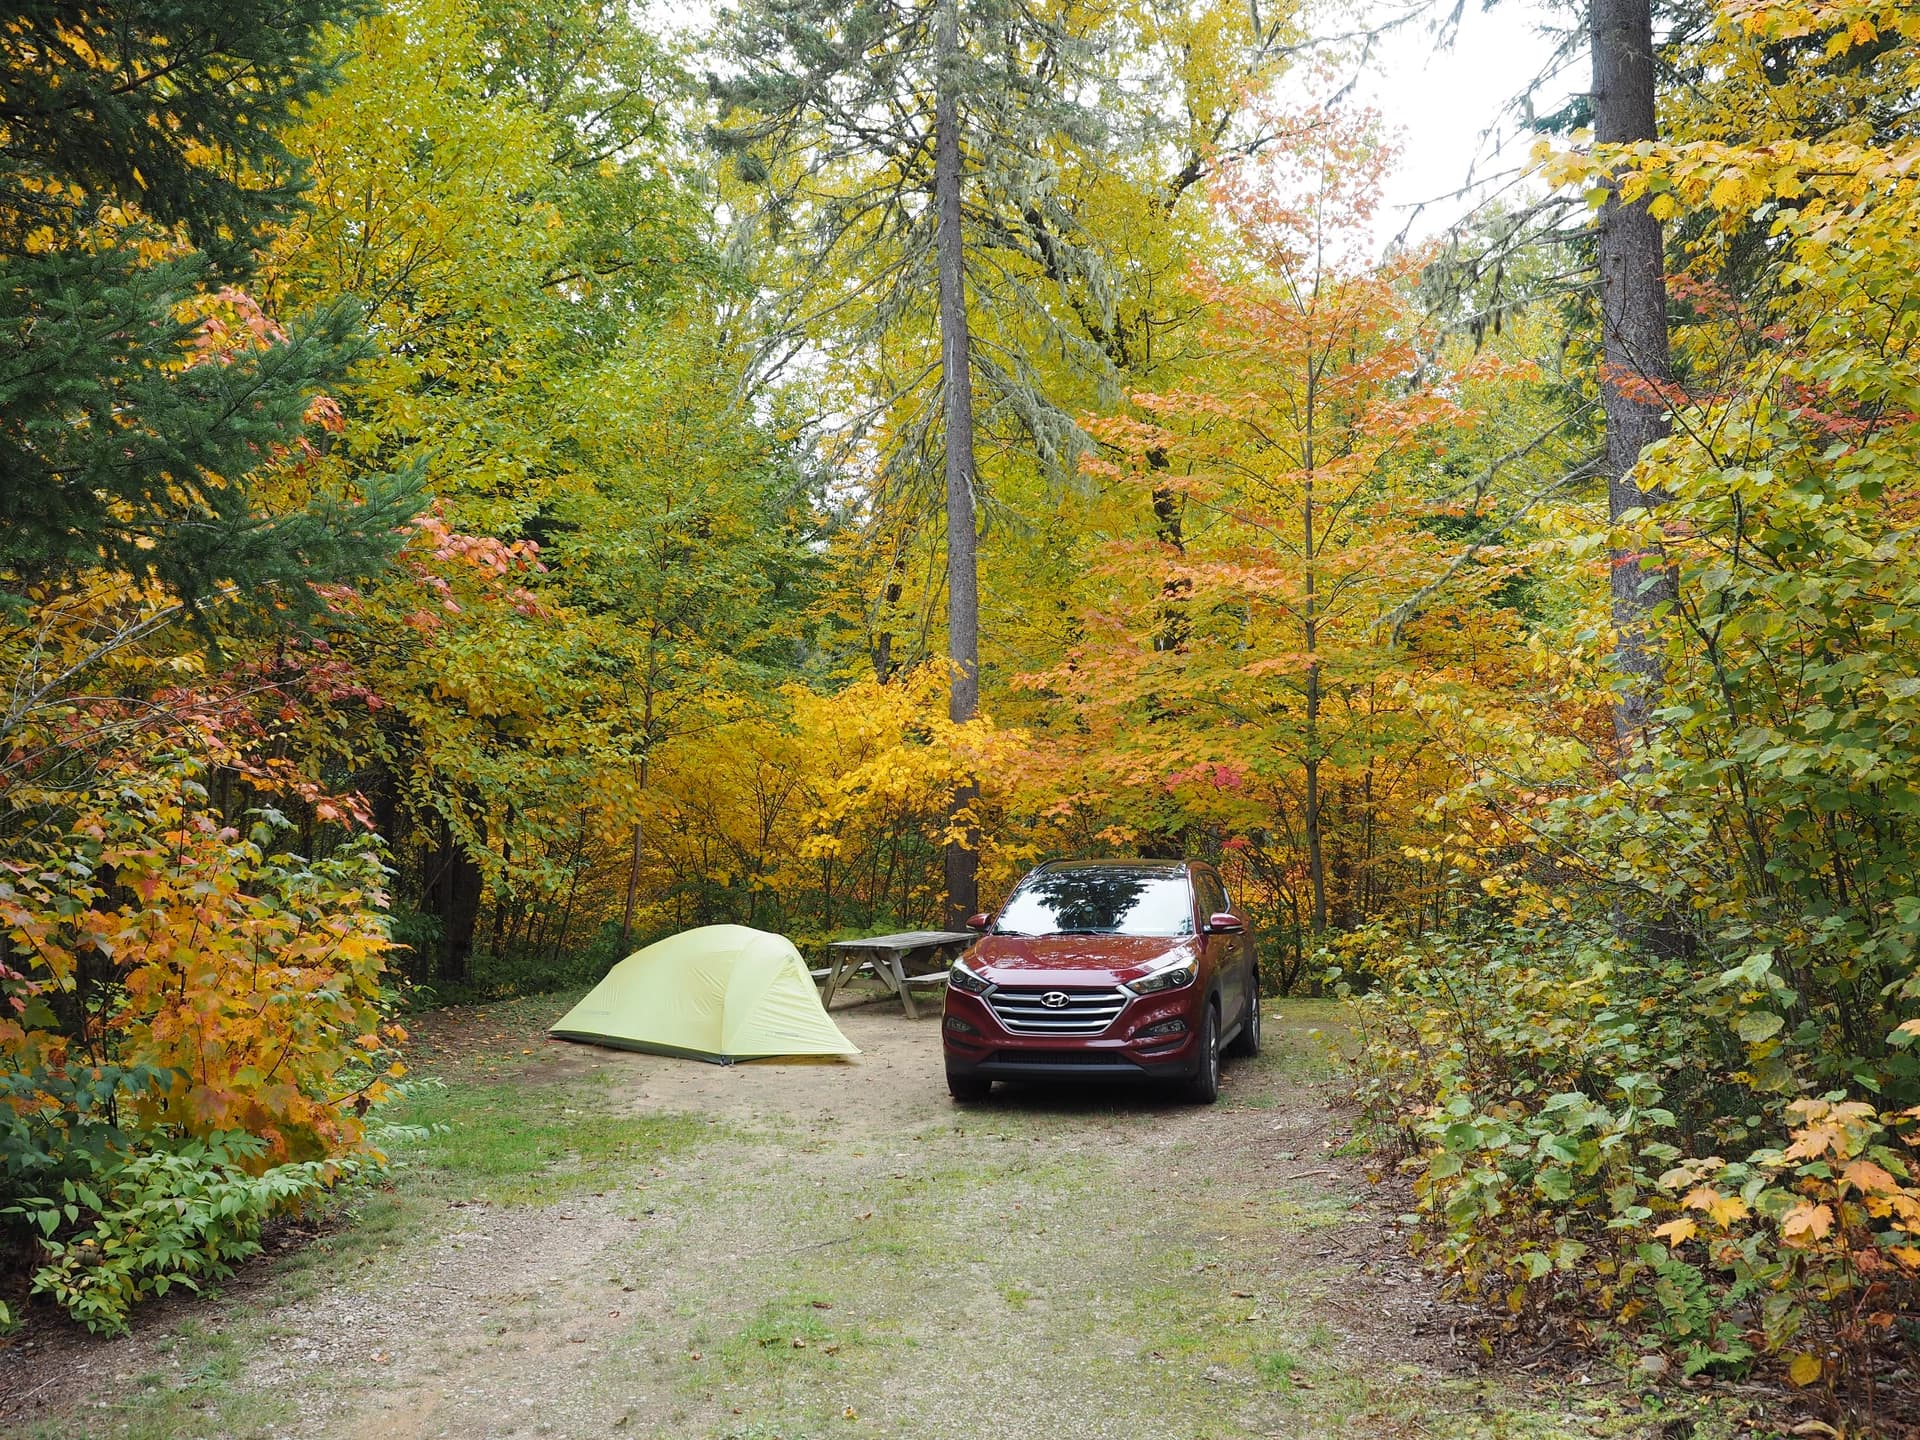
888, 949, 918, 1020
867, 952, 902, 998
821, 951, 848, 1008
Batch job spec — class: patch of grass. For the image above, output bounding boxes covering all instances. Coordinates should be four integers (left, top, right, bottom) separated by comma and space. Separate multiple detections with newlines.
1246, 999, 1352, 1086
257, 1189, 415, 1303
19, 1321, 296, 1440
716, 1294, 865, 1378
1223, 1087, 1280, 1110
1254, 1347, 1303, 1391
1124, 1277, 1260, 1364
383, 1076, 711, 1205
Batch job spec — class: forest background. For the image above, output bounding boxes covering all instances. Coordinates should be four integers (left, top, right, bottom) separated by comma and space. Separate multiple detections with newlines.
2, 0, 1918, 1418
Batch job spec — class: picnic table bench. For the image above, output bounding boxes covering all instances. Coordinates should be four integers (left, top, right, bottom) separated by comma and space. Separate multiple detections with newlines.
818, 929, 978, 1019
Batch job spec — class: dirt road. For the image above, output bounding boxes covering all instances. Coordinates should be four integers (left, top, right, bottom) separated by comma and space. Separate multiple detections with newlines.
0, 999, 1658, 1440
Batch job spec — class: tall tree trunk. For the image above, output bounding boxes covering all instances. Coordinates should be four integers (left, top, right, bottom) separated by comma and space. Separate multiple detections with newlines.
619, 821, 644, 946
1360, 763, 1376, 915
620, 741, 652, 947
491, 834, 510, 957
1302, 375, 1327, 935
936, 0, 980, 927
1593, 0, 1693, 958
1592, 0, 1676, 747
872, 547, 908, 683
426, 813, 484, 985
1149, 450, 1191, 653
1304, 666, 1327, 933
550, 815, 588, 964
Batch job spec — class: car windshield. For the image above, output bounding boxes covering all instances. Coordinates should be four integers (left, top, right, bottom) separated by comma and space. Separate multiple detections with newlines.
994, 869, 1194, 938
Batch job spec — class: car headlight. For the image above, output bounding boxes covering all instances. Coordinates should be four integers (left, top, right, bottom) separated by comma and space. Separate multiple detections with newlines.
1126, 955, 1197, 995
948, 958, 992, 996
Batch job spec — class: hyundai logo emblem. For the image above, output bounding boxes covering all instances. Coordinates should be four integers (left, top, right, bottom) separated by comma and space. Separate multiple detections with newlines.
1041, 991, 1069, 1008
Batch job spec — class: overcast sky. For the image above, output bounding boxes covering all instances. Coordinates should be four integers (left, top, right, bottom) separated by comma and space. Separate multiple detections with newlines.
1341, 0, 1582, 238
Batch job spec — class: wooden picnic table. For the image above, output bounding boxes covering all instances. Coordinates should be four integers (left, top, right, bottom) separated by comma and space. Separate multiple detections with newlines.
819, 929, 978, 1019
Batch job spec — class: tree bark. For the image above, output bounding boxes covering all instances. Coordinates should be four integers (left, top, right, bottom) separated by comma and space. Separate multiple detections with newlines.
426, 813, 484, 984
936, 0, 980, 926
872, 548, 908, 683
1592, 0, 1694, 958
619, 820, 644, 946
491, 834, 510, 956
1302, 370, 1327, 935
1304, 547, 1327, 935
619, 736, 653, 947
1592, 0, 1677, 747
1149, 450, 1191, 654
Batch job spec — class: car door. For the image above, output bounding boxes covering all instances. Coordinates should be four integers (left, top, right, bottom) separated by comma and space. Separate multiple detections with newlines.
1216, 872, 1255, 1023
1194, 869, 1243, 1029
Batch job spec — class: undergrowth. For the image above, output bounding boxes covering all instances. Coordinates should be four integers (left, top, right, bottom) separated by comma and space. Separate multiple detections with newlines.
1339, 921, 1920, 1429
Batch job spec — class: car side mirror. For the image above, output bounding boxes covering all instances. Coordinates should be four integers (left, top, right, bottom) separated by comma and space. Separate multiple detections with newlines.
965, 911, 992, 931
1204, 911, 1245, 934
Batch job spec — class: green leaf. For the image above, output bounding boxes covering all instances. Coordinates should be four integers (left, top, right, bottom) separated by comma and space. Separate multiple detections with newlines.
1736, 1011, 1785, 1043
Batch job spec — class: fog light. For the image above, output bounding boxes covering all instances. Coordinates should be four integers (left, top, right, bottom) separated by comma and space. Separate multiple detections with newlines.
1137, 1017, 1188, 1038
943, 1016, 978, 1035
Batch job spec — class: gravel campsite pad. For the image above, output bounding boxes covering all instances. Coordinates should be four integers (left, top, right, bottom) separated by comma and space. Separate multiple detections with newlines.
0, 997, 1727, 1440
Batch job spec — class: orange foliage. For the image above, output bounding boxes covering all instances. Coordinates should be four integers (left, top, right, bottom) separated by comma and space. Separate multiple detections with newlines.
1019, 108, 1530, 962
0, 580, 403, 1164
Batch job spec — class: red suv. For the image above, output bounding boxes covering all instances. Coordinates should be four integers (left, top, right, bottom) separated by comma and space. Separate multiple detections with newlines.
940, 859, 1259, 1104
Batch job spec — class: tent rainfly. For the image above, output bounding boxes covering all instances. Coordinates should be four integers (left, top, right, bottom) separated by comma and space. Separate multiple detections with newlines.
549, 924, 858, 1064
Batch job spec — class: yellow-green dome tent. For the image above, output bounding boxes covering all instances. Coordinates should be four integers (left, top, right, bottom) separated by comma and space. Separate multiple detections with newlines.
549, 924, 858, 1064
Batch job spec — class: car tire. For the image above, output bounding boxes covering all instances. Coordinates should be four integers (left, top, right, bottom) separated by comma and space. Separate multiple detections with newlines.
1183, 1002, 1221, 1105
947, 1067, 992, 1103
1227, 971, 1261, 1058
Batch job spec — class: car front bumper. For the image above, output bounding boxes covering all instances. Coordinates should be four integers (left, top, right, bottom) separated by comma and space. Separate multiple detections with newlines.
939, 987, 1206, 1082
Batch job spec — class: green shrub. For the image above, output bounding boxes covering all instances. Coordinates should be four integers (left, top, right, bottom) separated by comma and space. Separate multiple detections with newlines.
4, 1129, 353, 1335
0, 1065, 170, 1204
1342, 922, 1920, 1391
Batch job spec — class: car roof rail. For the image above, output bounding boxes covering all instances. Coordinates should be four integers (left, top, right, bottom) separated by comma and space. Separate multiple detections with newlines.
1029, 856, 1188, 873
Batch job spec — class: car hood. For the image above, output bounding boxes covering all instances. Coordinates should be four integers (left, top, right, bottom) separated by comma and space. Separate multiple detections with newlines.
968, 934, 1196, 987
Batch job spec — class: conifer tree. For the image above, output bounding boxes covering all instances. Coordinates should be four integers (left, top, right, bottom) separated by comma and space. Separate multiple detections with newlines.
1590, 0, 1676, 746
709, 0, 1118, 920
0, 0, 418, 611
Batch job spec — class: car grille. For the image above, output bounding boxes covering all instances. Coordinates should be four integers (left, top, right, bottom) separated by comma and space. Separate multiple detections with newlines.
991, 1049, 1133, 1067
986, 985, 1129, 1035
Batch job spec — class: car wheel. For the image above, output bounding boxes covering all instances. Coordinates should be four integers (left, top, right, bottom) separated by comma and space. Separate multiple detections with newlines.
1183, 1002, 1220, 1105
946, 1066, 992, 1103
1227, 971, 1261, 1058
